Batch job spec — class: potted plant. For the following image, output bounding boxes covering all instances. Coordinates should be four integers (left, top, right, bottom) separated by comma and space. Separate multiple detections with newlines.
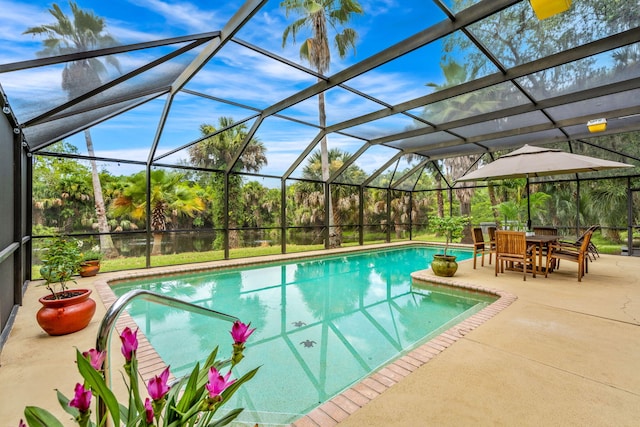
430, 215, 470, 277
36, 236, 96, 336
79, 245, 102, 277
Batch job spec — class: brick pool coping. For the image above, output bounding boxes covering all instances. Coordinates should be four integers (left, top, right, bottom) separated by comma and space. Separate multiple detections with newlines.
92, 244, 517, 426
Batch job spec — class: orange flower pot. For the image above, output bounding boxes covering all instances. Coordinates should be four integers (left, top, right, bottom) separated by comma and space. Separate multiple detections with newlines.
36, 289, 96, 336
79, 261, 100, 277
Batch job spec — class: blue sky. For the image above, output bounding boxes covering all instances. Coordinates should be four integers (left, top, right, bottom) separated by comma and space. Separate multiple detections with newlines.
0, 0, 459, 177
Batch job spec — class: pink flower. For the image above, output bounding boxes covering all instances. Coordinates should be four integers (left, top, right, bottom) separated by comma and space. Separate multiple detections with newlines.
69, 383, 92, 412
147, 367, 171, 401
18, 419, 26, 427
144, 398, 154, 424
205, 367, 236, 399
119, 327, 138, 361
82, 349, 107, 370
230, 321, 255, 345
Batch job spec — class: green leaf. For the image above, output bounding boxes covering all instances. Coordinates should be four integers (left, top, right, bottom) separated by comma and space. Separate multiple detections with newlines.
174, 362, 201, 413
55, 389, 78, 418
128, 356, 145, 414
118, 402, 129, 424
24, 406, 65, 427
220, 366, 259, 402
197, 347, 220, 387
76, 350, 121, 426
207, 408, 243, 427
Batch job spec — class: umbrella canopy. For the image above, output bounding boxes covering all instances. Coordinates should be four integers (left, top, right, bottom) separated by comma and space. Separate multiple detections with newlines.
456, 144, 633, 182
456, 144, 633, 229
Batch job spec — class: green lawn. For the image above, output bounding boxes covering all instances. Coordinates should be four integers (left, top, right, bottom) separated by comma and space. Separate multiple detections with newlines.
30, 233, 627, 280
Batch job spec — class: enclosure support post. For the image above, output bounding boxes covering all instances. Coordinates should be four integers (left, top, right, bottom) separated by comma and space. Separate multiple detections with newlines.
627, 177, 633, 256
223, 172, 230, 259
281, 179, 287, 254
324, 181, 330, 249
386, 190, 391, 243
409, 192, 413, 241
359, 186, 364, 246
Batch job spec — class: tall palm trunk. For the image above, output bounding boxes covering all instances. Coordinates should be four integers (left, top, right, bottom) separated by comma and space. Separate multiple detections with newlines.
318, 91, 340, 248
152, 232, 164, 256
151, 201, 166, 255
84, 130, 118, 257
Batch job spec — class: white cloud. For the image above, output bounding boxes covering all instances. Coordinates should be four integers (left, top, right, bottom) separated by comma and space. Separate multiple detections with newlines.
126, 0, 225, 33
345, 69, 430, 106
107, 23, 170, 45
0, 1, 53, 41
2, 0, 433, 180
359, 0, 401, 16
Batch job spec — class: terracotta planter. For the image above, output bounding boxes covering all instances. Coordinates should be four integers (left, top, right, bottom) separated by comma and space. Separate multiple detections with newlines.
36, 289, 96, 336
431, 254, 458, 277
79, 261, 100, 277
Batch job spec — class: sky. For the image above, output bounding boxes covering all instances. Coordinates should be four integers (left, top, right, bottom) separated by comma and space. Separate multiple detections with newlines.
0, 0, 465, 178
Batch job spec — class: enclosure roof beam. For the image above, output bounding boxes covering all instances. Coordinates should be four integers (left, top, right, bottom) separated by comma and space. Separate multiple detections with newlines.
169, 0, 267, 94
368, 76, 640, 149
325, 26, 640, 136
391, 158, 430, 190
361, 151, 404, 188
282, 131, 327, 181
261, 0, 520, 119
23, 39, 208, 128
0, 32, 221, 74
328, 142, 371, 184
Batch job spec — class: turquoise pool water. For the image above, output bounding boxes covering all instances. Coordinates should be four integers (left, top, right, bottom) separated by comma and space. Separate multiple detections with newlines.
112, 246, 493, 425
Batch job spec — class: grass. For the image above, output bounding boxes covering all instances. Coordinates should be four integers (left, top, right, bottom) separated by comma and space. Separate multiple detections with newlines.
30, 233, 629, 280
31, 243, 330, 279
586, 234, 623, 255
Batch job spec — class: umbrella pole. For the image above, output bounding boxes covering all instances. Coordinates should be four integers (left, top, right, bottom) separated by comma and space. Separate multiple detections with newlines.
526, 174, 532, 231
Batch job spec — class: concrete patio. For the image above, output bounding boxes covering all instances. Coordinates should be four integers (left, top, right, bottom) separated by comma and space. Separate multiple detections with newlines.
1, 247, 639, 426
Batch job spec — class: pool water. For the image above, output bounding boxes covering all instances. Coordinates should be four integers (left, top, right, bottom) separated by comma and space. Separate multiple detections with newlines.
112, 246, 493, 425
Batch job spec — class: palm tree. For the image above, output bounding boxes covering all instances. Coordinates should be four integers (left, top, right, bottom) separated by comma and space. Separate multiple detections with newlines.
300, 148, 364, 242
281, 0, 363, 247
25, 1, 120, 257
189, 117, 267, 249
424, 60, 503, 242
425, 161, 445, 218
586, 180, 628, 242
111, 170, 204, 255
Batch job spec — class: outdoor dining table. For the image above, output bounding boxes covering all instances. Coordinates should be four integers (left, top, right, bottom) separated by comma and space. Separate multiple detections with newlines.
526, 234, 559, 274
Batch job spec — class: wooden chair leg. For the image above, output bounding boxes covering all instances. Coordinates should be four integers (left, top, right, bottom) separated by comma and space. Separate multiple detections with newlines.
578, 263, 583, 282
531, 253, 536, 279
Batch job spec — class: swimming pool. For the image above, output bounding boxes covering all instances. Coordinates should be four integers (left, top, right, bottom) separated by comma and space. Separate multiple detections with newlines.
112, 246, 494, 425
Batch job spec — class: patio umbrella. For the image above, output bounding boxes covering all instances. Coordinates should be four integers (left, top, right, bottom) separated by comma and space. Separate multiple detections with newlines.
455, 144, 633, 229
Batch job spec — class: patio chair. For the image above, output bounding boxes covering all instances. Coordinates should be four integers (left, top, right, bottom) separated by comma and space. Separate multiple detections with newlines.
545, 230, 593, 282
559, 225, 600, 261
487, 227, 497, 249
495, 230, 537, 281
488, 226, 497, 262
472, 227, 491, 269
